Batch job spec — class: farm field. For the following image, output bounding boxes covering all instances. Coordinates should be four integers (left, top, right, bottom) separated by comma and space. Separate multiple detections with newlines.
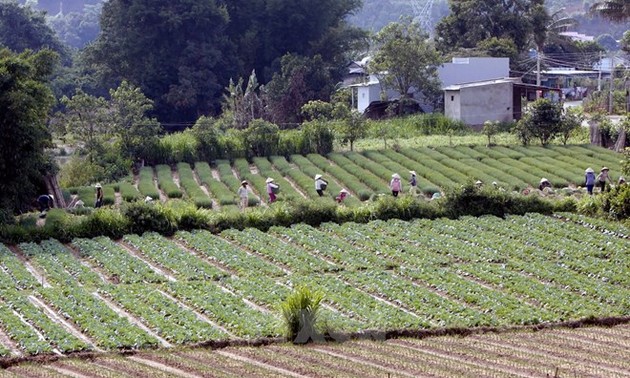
0, 213, 629, 360
65, 144, 623, 209
3, 323, 630, 377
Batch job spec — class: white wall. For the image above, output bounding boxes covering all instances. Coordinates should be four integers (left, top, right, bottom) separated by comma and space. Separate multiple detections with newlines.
459, 82, 513, 125
439, 57, 510, 87
357, 84, 382, 113
444, 90, 461, 120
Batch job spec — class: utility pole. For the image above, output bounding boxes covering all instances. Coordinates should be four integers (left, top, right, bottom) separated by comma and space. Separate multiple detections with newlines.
608, 51, 614, 114
597, 51, 602, 91
536, 49, 541, 98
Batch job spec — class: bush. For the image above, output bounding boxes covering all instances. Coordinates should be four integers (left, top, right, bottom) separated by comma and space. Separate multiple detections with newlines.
75, 208, 129, 239
123, 202, 177, 236
280, 286, 324, 343
602, 184, 630, 220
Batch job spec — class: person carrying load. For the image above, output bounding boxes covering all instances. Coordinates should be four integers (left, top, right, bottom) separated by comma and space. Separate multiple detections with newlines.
314, 174, 328, 197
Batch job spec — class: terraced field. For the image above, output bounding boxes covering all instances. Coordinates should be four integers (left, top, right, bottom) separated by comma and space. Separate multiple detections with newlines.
67, 144, 623, 208
0, 213, 628, 362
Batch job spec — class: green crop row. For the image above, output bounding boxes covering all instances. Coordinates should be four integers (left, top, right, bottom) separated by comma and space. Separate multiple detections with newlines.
306, 154, 373, 201
289, 155, 360, 206
328, 153, 389, 195
250, 157, 303, 202
119, 180, 141, 202
176, 163, 212, 208
268, 156, 318, 199
155, 165, 183, 199
138, 167, 160, 200
194, 162, 236, 207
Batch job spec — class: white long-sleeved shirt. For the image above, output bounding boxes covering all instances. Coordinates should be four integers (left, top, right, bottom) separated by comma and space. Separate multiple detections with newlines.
315, 178, 327, 190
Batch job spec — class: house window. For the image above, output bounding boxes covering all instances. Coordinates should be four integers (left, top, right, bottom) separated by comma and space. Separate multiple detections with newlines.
451, 96, 454, 101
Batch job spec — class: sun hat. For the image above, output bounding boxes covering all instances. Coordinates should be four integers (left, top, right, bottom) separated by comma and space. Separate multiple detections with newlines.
431, 192, 442, 199
340, 189, 349, 194
475, 180, 483, 185
619, 176, 626, 183
95, 183, 102, 188
315, 174, 322, 180
585, 167, 594, 173
601, 167, 609, 172
49, 194, 54, 201
409, 171, 417, 176
492, 181, 498, 186
392, 173, 400, 179
265, 177, 274, 183
241, 180, 248, 185
540, 178, 549, 183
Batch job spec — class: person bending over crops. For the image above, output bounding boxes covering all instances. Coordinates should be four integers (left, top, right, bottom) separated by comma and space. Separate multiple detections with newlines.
390, 173, 402, 197
336, 189, 349, 203
538, 178, 552, 191
266, 177, 279, 203
314, 174, 328, 197
37, 194, 54, 214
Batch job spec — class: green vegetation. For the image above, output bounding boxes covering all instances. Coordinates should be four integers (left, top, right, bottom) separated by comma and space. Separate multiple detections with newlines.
280, 286, 324, 343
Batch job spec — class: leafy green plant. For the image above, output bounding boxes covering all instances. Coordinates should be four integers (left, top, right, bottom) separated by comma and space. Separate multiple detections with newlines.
280, 286, 324, 344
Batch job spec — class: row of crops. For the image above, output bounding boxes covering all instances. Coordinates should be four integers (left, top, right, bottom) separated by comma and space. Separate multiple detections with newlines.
65, 144, 623, 209
0, 213, 628, 356
6, 324, 630, 377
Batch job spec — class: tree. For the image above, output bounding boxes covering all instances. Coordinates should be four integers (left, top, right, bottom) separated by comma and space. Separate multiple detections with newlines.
0, 48, 58, 216
591, 0, 630, 22
264, 54, 335, 125
85, 0, 237, 123
370, 19, 442, 111
435, 0, 544, 54
621, 30, 630, 54
108, 81, 161, 161
337, 109, 368, 151
222, 70, 265, 130
514, 98, 564, 146
56, 90, 109, 163
0, 2, 68, 59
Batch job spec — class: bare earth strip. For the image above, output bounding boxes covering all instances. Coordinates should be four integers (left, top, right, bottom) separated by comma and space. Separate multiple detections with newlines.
6, 246, 51, 288
127, 356, 202, 378
114, 192, 122, 207
45, 365, 90, 378
155, 290, 236, 338
215, 350, 305, 378
91, 292, 172, 348
0, 324, 21, 357
309, 347, 423, 378
153, 170, 168, 203
27, 295, 102, 352
116, 242, 177, 282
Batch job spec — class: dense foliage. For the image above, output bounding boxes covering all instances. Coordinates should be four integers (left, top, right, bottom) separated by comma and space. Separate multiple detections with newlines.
0, 48, 57, 218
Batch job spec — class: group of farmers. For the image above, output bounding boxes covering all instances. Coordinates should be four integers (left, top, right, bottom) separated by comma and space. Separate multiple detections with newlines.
535, 166, 624, 195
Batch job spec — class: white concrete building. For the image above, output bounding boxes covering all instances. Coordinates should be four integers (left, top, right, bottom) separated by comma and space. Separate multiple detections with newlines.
349, 57, 510, 114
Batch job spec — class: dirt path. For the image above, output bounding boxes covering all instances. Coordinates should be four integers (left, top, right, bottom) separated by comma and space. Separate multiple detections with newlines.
152, 170, 168, 203
310, 347, 420, 378
249, 164, 259, 175
28, 295, 102, 352
216, 350, 306, 378
64, 244, 113, 285
0, 323, 22, 357
133, 172, 140, 190
114, 192, 122, 207
92, 292, 172, 348
7, 246, 51, 288
217, 285, 272, 315
210, 167, 221, 181
128, 356, 203, 378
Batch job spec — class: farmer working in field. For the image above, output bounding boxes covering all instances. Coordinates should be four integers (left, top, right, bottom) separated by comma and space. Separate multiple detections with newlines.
314, 174, 328, 197
238, 180, 249, 210
596, 167, 613, 193
409, 171, 417, 196
37, 194, 54, 213
584, 168, 596, 195
266, 177, 279, 203
336, 189, 349, 204
538, 178, 552, 191
94, 183, 104, 208
390, 173, 402, 197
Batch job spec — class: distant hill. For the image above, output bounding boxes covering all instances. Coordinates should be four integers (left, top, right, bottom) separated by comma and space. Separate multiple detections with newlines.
17, 0, 100, 15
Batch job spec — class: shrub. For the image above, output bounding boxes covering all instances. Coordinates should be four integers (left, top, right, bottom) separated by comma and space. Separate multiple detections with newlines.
123, 202, 177, 236
75, 208, 129, 239
138, 167, 160, 199
155, 165, 183, 198
602, 184, 630, 220
280, 286, 324, 344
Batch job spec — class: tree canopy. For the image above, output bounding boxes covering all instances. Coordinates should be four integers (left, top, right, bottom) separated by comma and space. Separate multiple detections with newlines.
370, 19, 442, 109
0, 48, 58, 216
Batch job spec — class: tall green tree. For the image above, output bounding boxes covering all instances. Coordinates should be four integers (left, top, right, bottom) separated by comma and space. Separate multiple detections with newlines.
370, 19, 442, 110
85, 0, 237, 123
435, 0, 544, 54
0, 1, 68, 60
0, 48, 58, 216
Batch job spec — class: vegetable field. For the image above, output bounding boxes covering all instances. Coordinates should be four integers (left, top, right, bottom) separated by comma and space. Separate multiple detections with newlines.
0, 213, 628, 360
5, 324, 630, 377
66, 144, 622, 208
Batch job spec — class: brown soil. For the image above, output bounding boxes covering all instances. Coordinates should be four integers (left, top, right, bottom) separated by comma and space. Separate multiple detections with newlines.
127, 355, 202, 378
114, 192, 122, 207
171, 170, 181, 188
215, 350, 305, 378
210, 167, 221, 181
309, 347, 422, 378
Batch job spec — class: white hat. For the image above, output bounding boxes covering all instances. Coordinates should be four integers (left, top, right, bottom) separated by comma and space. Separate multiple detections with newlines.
601, 167, 609, 172
475, 180, 483, 185
49, 194, 54, 201
585, 167, 594, 173
409, 170, 417, 176
540, 178, 549, 183
95, 183, 102, 188
340, 189, 349, 194
392, 173, 400, 179
619, 176, 626, 183
144, 196, 153, 202
315, 174, 322, 180
265, 177, 274, 183
241, 180, 248, 185
492, 181, 498, 186
431, 192, 442, 199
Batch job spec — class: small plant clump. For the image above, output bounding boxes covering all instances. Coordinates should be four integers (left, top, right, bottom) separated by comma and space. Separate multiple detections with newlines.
280, 286, 324, 344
